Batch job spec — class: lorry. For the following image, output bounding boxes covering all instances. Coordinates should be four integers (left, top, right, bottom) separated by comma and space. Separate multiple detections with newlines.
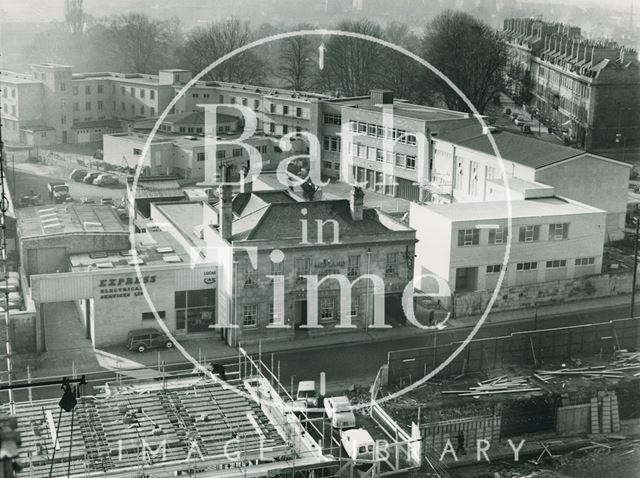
47, 182, 70, 203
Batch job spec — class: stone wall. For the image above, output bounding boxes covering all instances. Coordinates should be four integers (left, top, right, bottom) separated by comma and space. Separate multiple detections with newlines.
454, 271, 633, 317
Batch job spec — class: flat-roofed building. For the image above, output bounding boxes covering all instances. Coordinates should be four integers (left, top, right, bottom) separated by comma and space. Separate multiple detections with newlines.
410, 194, 606, 295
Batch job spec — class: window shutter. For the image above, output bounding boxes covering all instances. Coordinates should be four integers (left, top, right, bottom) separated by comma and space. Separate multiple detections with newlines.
458, 230, 465, 246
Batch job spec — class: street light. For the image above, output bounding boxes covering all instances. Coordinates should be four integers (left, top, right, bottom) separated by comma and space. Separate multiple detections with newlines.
365, 247, 372, 333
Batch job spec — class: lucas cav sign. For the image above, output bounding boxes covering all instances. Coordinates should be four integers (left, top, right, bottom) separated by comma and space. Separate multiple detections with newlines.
98, 275, 157, 300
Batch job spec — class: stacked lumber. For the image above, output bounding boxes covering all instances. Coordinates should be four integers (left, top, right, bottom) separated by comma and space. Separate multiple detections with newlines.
534, 365, 625, 381
441, 376, 541, 397
612, 350, 640, 376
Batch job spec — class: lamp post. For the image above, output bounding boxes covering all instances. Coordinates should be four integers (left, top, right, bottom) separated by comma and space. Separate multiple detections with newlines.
365, 247, 372, 333
631, 217, 639, 320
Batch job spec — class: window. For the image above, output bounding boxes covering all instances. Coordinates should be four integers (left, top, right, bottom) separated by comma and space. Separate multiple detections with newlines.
121, 102, 125, 111
254, 99, 260, 110
283, 105, 289, 115
320, 298, 334, 321
97, 85, 103, 94
295, 257, 311, 281
85, 101, 91, 111
347, 255, 360, 278
142, 311, 166, 320
376, 149, 384, 162
60, 82, 66, 91
358, 122, 367, 133
232, 148, 243, 157
196, 152, 205, 161
486, 264, 502, 273
519, 225, 540, 242
350, 296, 360, 318
406, 155, 416, 170
150, 107, 155, 116
240, 259, 258, 287
139, 89, 145, 99
243, 305, 257, 327
192, 93, 199, 98
546, 259, 567, 268
133, 148, 142, 155
270, 258, 284, 276
457, 229, 480, 246
385, 151, 394, 164
282, 124, 288, 135
73, 102, 79, 112
270, 103, 276, 113
85, 85, 91, 94
150, 90, 155, 100
61, 115, 66, 125
242, 98, 247, 106
323, 160, 332, 169
516, 262, 538, 271
385, 253, 398, 276
323, 113, 341, 124
269, 123, 276, 133
350, 120, 358, 132
575, 257, 595, 266
268, 302, 283, 324
367, 124, 376, 137
97, 100, 103, 110
469, 161, 479, 196
219, 95, 224, 103
489, 227, 508, 245
121, 86, 125, 95
72, 86, 78, 95
407, 133, 417, 145
455, 160, 463, 190
216, 150, 226, 159
549, 223, 569, 240
296, 107, 303, 118
130, 87, 135, 96
323, 136, 340, 152
395, 153, 405, 168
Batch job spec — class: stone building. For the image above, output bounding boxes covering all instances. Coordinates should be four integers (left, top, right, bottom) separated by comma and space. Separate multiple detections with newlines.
502, 18, 640, 152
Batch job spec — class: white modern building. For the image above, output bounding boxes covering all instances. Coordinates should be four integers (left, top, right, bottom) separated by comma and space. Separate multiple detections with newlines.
410, 191, 607, 294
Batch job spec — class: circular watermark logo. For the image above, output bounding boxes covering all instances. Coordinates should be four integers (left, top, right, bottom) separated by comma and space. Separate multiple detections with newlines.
128, 29, 513, 411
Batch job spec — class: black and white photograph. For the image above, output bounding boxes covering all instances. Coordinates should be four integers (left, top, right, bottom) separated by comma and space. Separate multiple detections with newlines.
0, 1, 639, 477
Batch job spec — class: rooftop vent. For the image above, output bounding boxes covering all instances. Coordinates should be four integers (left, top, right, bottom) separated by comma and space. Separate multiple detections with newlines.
95, 261, 114, 269
162, 255, 182, 263
156, 246, 174, 254
89, 252, 109, 259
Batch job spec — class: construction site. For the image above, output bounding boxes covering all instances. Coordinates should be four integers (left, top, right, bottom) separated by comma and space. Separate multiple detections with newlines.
368, 316, 640, 477
0, 349, 421, 478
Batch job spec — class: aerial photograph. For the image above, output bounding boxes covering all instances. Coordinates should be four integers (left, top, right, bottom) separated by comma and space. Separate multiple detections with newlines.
0, 0, 639, 477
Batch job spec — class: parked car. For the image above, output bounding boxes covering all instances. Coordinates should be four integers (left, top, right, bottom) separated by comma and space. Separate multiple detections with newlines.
20, 193, 42, 207
70, 169, 88, 181
324, 396, 356, 429
341, 428, 375, 461
47, 181, 70, 203
100, 197, 114, 206
80, 197, 96, 204
296, 380, 319, 407
94, 174, 119, 187
126, 328, 174, 353
83, 172, 101, 184
521, 124, 533, 134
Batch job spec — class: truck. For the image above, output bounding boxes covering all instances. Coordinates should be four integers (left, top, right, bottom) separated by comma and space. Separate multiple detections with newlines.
47, 182, 70, 203
341, 428, 375, 461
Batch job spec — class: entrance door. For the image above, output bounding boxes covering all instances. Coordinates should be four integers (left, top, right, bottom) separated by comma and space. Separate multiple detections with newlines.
295, 300, 308, 328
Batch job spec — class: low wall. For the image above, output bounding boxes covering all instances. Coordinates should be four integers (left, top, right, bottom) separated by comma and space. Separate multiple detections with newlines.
0, 310, 37, 354
454, 272, 633, 318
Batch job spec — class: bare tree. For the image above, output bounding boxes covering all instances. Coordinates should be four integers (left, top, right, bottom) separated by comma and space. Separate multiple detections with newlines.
65, 0, 86, 35
321, 20, 384, 97
276, 26, 318, 91
181, 18, 265, 84
105, 13, 181, 74
421, 10, 509, 114
380, 22, 422, 102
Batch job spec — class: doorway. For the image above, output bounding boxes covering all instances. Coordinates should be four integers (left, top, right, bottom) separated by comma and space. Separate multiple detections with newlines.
455, 267, 478, 292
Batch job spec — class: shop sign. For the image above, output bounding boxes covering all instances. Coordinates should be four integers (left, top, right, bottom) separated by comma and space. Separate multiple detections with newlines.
98, 275, 157, 300
203, 270, 217, 285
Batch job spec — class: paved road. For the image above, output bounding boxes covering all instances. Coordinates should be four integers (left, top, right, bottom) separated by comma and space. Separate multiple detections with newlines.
4, 303, 632, 404
7, 167, 125, 207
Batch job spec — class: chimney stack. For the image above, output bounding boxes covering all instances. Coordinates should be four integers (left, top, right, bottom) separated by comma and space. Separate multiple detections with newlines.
219, 184, 233, 241
350, 186, 364, 221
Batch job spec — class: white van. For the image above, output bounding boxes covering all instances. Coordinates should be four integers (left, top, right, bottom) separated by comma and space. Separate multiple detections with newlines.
341, 428, 375, 460
324, 396, 356, 429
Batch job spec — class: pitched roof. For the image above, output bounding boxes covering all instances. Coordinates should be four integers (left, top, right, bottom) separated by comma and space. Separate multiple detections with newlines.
234, 200, 412, 242
435, 124, 585, 169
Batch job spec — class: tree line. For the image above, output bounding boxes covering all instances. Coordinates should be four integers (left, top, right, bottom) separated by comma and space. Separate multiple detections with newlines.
25, 1, 510, 114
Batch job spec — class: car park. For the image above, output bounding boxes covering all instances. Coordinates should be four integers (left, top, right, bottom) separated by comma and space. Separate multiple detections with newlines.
70, 169, 88, 181
126, 328, 174, 353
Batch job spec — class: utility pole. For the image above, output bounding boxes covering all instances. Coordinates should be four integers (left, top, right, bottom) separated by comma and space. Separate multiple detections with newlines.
631, 217, 639, 320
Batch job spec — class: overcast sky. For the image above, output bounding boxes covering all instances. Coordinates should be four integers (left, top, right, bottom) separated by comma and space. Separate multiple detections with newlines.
0, 0, 633, 23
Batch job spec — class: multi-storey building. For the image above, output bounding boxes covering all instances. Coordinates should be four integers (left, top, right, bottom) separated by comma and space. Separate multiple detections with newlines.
411, 189, 607, 294
0, 64, 185, 146
502, 18, 640, 152
340, 91, 631, 241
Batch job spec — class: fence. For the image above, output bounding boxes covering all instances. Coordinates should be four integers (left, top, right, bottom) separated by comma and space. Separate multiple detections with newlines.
421, 414, 500, 455
37, 148, 128, 180
387, 317, 639, 385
